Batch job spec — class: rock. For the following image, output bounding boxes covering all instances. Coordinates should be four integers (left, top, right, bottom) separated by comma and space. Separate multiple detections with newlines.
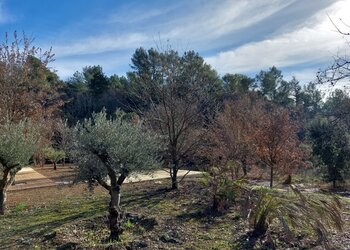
160, 230, 182, 244
139, 217, 158, 230
17, 237, 32, 245
126, 213, 141, 223
43, 231, 57, 241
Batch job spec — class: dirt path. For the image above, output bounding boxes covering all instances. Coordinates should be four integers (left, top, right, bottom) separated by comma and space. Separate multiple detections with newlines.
8, 166, 202, 192
9, 167, 57, 191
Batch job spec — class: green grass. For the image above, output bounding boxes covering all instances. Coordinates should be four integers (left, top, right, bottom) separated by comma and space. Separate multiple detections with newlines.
1, 177, 349, 249
0, 194, 108, 248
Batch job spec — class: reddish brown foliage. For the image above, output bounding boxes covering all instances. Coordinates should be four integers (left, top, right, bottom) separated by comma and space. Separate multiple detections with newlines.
250, 102, 309, 187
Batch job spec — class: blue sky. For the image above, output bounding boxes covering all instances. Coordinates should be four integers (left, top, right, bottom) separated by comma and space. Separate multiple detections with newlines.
0, 0, 349, 85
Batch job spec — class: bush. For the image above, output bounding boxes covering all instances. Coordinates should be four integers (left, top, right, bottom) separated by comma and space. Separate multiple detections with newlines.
203, 164, 247, 213
245, 185, 343, 249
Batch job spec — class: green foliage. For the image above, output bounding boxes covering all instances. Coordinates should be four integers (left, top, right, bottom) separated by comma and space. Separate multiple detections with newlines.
222, 73, 254, 95
14, 202, 28, 213
256, 66, 283, 100
83, 65, 110, 96
123, 219, 134, 229
71, 110, 162, 184
300, 82, 324, 118
0, 119, 40, 172
308, 117, 350, 187
246, 186, 343, 249
129, 47, 222, 111
203, 164, 248, 213
43, 147, 66, 163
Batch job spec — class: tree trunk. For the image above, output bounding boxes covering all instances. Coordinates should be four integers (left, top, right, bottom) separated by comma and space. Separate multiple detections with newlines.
53, 162, 57, 170
109, 185, 123, 241
0, 188, 7, 215
333, 179, 336, 189
0, 170, 16, 215
171, 165, 178, 190
241, 159, 248, 176
212, 194, 221, 213
270, 166, 273, 188
242, 164, 247, 176
282, 174, 292, 185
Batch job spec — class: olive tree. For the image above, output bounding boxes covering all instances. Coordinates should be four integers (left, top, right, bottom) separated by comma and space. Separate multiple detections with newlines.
71, 110, 161, 241
43, 147, 66, 170
0, 119, 40, 214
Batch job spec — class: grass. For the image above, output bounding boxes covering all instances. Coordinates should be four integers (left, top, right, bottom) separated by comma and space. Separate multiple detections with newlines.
1, 176, 350, 249
0, 194, 108, 248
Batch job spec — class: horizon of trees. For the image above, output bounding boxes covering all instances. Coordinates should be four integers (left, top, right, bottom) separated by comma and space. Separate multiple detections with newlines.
0, 31, 349, 242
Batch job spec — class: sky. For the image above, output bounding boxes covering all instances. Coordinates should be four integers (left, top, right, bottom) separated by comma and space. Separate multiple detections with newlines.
0, 0, 349, 85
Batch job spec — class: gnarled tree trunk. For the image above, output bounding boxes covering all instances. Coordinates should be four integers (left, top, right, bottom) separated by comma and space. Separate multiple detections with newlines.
109, 185, 123, 241
0, 188, 7, 215
0, 170, 16, 215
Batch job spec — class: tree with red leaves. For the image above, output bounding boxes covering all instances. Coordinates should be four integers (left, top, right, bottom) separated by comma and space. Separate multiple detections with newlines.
250, 103, 308, 188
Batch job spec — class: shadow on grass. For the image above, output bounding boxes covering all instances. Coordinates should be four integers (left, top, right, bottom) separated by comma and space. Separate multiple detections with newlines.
123, 187, 172, 208
235, 233, 262, 250
0, 198, 108, 248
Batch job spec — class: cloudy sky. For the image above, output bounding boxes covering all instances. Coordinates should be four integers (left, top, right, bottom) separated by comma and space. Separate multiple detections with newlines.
0, 0, 349, 84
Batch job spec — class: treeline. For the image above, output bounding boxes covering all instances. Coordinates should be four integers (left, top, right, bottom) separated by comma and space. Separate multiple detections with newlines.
0, 32, 348, 244
60, 48, 350, 188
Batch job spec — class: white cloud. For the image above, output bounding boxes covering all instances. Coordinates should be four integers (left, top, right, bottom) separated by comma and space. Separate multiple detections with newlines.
53, 33, 151, 58
205, 0, 350, 75
51, 0, 296, 58
165, 0, 297, 43
51, 53, 131, 79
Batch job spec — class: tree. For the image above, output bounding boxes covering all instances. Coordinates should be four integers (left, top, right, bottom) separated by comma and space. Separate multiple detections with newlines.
0, 119, 40, 214
83, 65, 111, 96
63, 66, 130, 124
43, 147, 66, 170
129, 48, 222, 189
256, 66, 283, 100
0, 32, 64, 168
323, 89, 350, 128
317, 18, 350, 122
251, 103, 306, 188
274, 80, 294, 107
71, 110, 161, 240
206, 94, 258, 177
300, 82, 324, 119
317, 17, 350, 85
289, 77, 303, 107
308, 118, 350, 188
222, 73, 254, 95
0, 32, 62, 124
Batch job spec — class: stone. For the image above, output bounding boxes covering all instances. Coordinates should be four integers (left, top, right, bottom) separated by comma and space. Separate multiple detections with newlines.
160, 230, 182, 244
42, 231, 57, 241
